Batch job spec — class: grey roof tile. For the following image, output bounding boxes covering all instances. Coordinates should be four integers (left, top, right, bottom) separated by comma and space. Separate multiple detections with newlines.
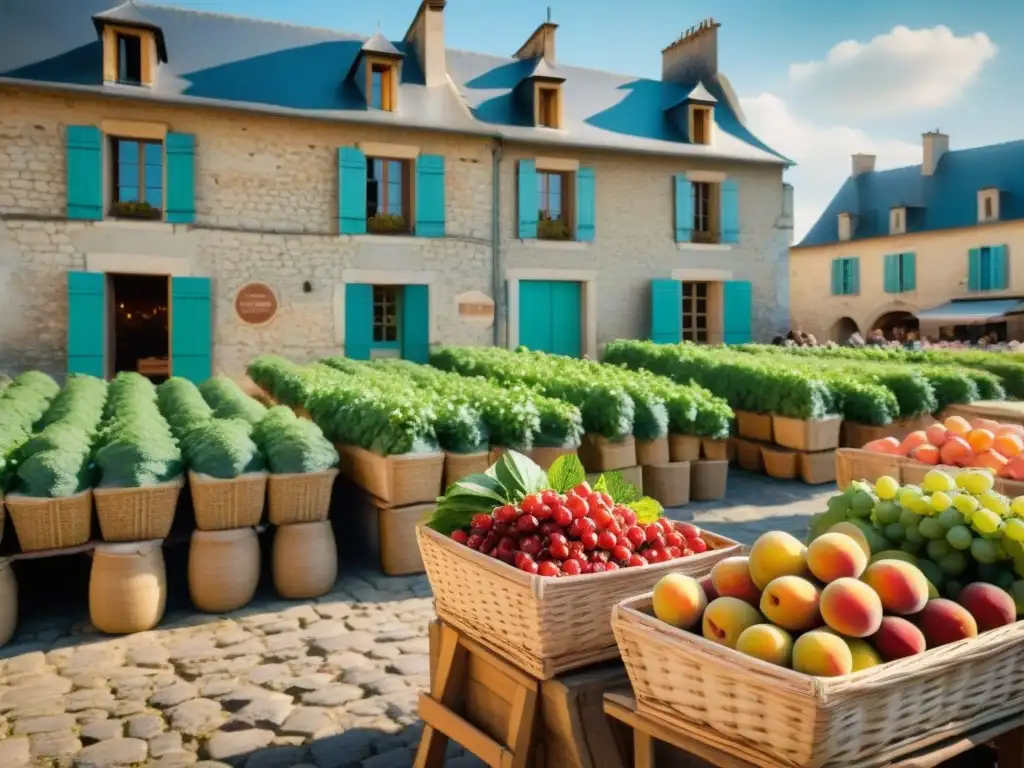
361, 31, 404, 58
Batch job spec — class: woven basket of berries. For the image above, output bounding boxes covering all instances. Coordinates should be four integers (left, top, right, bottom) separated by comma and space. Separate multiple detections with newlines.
417, 451, 741, 679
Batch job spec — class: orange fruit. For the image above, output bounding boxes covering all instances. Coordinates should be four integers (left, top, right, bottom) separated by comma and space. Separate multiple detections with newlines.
994, 433, 1024, 459
944, 416, 973, 437
967, 429, 995, 453
911, 444, 940, 465
899, 431, 929, 457
973, 450, 1009, 473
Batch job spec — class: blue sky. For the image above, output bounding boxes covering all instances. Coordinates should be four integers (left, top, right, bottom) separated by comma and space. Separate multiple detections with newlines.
156, 0, 1019, 239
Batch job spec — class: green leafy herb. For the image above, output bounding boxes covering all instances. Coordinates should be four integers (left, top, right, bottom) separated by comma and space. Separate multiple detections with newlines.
626, 497, 664, 524
546, 453, 586, 493
593, 471, 642, 504
493, 450, 547, 501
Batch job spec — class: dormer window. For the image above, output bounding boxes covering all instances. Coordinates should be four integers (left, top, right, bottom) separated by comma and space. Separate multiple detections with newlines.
979, 188, 1000, 223
890, 207, 906, 235
537, 85, 560, 128
838, 212, 853, 242
354, 33, 405, 112
665, 81, 717, 146
117, 32, 142, 84
369, 63, 397, 111
93, 3, 167, 88
690, 106, 712, 145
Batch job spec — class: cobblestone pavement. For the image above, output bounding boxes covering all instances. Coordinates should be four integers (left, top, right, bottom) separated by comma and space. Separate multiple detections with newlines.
0, 473, 834, 767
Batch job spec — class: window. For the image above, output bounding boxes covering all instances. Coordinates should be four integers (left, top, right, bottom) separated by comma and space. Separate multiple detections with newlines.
690, 107, 712, 145
538, 87, 559, 128
681, 282, 709, 342
885, 252, 916, 293
890, 207, 904, 235
838, 212, 853, 241
832, 257, 858, 295
116, 33, 142, 84
692, 181, 719, 243
372, 285, 400, 344
111, 138, 162, 219
366, 157, 409, 233
971, 246, 1007, 292
985, 196, 993, 220
537, 170, 571, 239
368, 63, 396, 111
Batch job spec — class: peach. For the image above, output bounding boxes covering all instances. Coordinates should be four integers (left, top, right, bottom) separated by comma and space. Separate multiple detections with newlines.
917, 599, 978, 647
944, 415, 973, 437
967, 429, 995, 454
871, 616, 926, 660
862, 560, 930, 615
940, 436, 973, 467
807, 532, 868, 582
994, 433, 1024, 459
996, 423, 1024, 440
702, 597, 762, 650
912, 444, 940, 465
792, 630, 853, 677
958, 582, 1017, 631
975, 417, 1002, 433
827, 522, 871, 559
899, 431, 930, 456
847, 637, 884, 671
820, 577, 884, 638
1002, 456, 1024, 481
736, 624, 794, 667
925, 423, 949, 447
710, 556, 760, 606
748, 531, 808, 590
699, 575, 719, 603
652, 573, 707, 630
760, 576, 821, 632
973, 449, 1008, 474
864, 437, 902, 454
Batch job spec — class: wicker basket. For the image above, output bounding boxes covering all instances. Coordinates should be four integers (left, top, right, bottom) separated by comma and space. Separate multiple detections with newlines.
417, 523, 740, 679
89, 541, 167, 635
799, 451, 836, 485
903, 462, 961, 487
188, 528, 260, 613
577, 434, 637, 473
5, 490, 93, 552
337, 445, 444, 507
691, 460, 728, 501
996, 478, 1024, 498
835, 449, 902, 490
841, 417, 931, 449
188, 471, 267, 531
266, 468, 338, 526
772, 415, 842, 452
667, 434, 700, 463
443, 451, 490, 489
530, 446, 578, 471
636, 437, 670, 466
733, 438, 764, 473
701, 439, 730, 462
613, 592, 1024, 768
0, 559, 17, 647
93, 477, 183, 542
734, 411, 772, 442
641, 463, 691, 507
761, 446, 799, 480
273, 520, 338, 599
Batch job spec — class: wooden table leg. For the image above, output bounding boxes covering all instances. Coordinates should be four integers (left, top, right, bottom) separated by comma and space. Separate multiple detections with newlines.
415, 624, 469, 768
633, 729, 655, 768
504, 684, 539, 768
997, 726, 1024, 768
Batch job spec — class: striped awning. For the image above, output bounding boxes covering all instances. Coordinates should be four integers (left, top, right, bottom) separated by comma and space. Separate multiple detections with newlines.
916, 299, 1024, 325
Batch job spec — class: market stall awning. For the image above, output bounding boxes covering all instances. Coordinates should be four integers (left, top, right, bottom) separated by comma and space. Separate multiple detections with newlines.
916, 299, 1024, 325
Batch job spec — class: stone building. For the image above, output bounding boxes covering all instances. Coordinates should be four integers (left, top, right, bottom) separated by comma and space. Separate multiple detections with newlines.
0, 0, 791, 380
790, 133, 1024, 343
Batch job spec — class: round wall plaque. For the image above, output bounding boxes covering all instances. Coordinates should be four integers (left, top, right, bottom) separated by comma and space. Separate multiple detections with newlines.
456, 290, 495, 329
235, 282, 278, 325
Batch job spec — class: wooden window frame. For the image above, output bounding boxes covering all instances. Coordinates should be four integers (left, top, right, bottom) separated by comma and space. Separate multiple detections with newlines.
109, 136, 164, 219
365, 58, 398, 111
681, 281, 710, 343
536, 84, 562, 128
689, 106, 713, 145
366, 156, 412, 234
691, 181, 720, 244
372, 284, 402, 346
102, 26, 154, 86
841, 258, 856, 295
537, 169, 573, 240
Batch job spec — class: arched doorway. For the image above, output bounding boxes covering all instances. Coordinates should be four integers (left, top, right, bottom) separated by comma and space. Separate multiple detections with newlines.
873, 311, 919, 341
828, 316, 859, 344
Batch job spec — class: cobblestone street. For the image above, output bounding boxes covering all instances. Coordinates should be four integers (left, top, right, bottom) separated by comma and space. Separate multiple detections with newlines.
0, 473, 834, 767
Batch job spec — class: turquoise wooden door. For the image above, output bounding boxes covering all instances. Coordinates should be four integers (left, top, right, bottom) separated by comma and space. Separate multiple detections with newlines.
67, 271, 106, 376
170, 276, 212, 383
519, 281, 582, 357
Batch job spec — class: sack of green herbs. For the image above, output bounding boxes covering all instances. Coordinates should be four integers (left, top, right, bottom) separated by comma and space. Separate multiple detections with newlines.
253, 406, 338, 474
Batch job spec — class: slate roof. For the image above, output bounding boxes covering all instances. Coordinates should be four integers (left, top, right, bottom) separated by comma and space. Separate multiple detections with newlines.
0, 0, 787, 164
361, 31, 404, 58
796, 140, 1024, 248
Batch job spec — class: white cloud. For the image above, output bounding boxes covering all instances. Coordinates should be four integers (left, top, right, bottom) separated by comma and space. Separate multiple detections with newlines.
740, 93, 921, 242
788, 26, 997, 119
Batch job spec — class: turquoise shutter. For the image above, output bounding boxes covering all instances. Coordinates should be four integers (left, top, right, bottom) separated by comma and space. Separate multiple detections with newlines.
517, 159, 538, 238
66, 125, 103, 220
650, 279, 682, 344
338, 147, 367, 235
991, 245, 1008, 290
720, 179, 739, 243
968, 248, 982, 291
576, 167, 595, 242
831, 259, 843, 295
401, 285, 430, 363
170, 276, 212, 383
344, 283, 373, 360
165, 132, 196, 223
67, 271, 105, 377
901, 252, 916, 292
883, 254, 899, 293
850, 258, 861, 295
722, 281, 753, 344
674, 175, 693, 243
415, 154, 445, 238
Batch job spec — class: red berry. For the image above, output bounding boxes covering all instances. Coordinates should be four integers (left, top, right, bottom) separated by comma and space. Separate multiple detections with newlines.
498, 535, 518, 552
591, 507, 614, 529
580, 531, 598, 550
552, 506, 573, 527
549, 541, 570, 560
514, 551, 533, 567
568, 541, 585, 557
591, 550, 609, 563
493, 522, 511, 537
496, 549, 515, 564
689, 537, 708, 554
649, 535, 666, 551
479, 533, 497, 554
519, 559, 539, 574
521, 494, 542, 513
644, 524, 661, 543
612, 545, 631, 561
567, 519, 584, 539
626, 526, 646, 549
541, 489, 560, 505
534, 504, 553, 521
538, 561, 560, 577
600, 492, 614, 507
566, 495, 589, 519
494, 505, 517, 523
451, 530, 469, 545
644, 547, 665, 564
616, 536, 634, 552
657, 518, 674, 535
549, 532, 568, 546
539, 522, 560, 537
591, 561, 607, 573
576, 516, 596, 533
621, 508, 638, 527
466, 533, 483, 550
627, 555, 647, 568
561, 559, 582, 576
677, 522, 701, 539
471, 514, 493, 531
520, 535, 542, 556
597, 531, 617, 550
586, 493, 606, 511
516, 514, 539, 533
665, 532, 685, 549
573, 482, 592, 497
606, 522, 623, 538
667, 545, 682, 558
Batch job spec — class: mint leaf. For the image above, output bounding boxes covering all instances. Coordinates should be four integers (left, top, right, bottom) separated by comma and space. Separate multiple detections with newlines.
595, 470, 642, 504
627, 496, 664, 524
494, 450, 547, 500
546, 454, 586, 493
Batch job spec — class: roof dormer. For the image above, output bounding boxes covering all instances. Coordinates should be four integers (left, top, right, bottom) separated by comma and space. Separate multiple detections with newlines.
93, 1, 167, 87
838, 212, 854, 242
665, 81, 717, 145
353, 33, 405, 112
514, 58, 565, 129
890, 206, 906, 236
979, 187, 1001, 224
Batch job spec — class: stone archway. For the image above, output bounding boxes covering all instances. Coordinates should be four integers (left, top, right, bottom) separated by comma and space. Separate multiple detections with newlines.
872, 310, 919, 341
828, 316, 859, 344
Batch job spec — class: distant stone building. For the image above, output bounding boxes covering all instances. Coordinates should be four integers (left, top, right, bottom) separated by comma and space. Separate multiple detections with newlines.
0, 0, 791, 380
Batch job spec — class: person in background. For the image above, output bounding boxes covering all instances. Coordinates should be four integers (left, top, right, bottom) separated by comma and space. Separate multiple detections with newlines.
771, 335, 785, 346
